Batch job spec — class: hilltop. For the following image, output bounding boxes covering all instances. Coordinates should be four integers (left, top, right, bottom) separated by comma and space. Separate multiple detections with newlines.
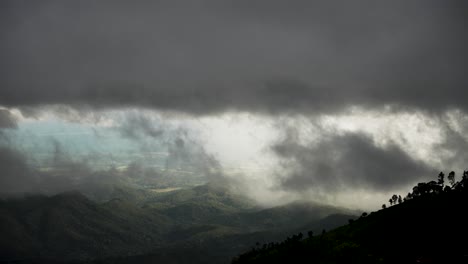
232, 171, 468, 264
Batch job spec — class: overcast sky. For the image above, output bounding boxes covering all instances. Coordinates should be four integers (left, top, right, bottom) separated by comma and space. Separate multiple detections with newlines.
1, 0, 467, 209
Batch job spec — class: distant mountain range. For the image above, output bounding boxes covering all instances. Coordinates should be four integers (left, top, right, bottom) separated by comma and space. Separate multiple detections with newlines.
0, 184, 356, 263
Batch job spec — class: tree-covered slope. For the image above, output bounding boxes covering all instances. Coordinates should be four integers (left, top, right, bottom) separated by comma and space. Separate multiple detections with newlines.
0, 191, 171, 262
232, 171, 468, 264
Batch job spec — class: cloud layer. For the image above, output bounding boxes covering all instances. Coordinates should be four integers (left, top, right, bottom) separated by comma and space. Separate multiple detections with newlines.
1, 1, 468, 209
1, 1, 467, 114
273, 132, 433, 192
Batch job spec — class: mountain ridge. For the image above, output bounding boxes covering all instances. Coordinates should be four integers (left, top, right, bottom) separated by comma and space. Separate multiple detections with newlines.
0, 184, 355, 263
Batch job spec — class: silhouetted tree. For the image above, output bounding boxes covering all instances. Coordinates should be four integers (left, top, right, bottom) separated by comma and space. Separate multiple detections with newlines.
307, 231, 313, 238
389, 198, 393, 206
382, 204, 386, 209
416, 182, 430, 195
398, 195, 402, 204
448, 171, 456, 186
427, 180, 442, 193
454, 171, 468, 191
406, 192, 413, 200
463, 171, 468, 185
392, 194, 398, 205
438, 172, 445, 185
361, 212, 368, 218
444, 185, 452, 192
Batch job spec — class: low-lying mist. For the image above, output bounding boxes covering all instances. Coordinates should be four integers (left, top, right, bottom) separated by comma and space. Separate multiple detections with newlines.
1, 106, 468, 210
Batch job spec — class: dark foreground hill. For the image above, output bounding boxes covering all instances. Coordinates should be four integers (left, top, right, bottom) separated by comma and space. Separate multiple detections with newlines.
0, 184, 355, 263
233, 172, 468, 264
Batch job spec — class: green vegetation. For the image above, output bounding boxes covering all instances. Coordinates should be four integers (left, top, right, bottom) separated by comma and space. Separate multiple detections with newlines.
0, 191, 171, 261
0, 184, 353, 263
8, 170, 465, 264
232, 171, 468, 263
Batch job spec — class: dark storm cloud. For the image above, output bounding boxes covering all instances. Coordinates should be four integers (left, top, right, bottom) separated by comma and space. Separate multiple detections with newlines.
273, 132, 433, 192
1, 0, 467, 114
1, 0, 467, 205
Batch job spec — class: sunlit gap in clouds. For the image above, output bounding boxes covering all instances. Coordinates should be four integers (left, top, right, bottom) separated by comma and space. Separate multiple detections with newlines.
1, 105, 467, 210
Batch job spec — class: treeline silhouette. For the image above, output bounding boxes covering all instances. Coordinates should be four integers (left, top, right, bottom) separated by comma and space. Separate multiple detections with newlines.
233, 170, 468, 264
384, 171, 468, 208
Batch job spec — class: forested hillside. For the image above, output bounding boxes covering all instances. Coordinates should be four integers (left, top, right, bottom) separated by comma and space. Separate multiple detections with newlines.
233, 171, 468, 264
0, 184, 354, 263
